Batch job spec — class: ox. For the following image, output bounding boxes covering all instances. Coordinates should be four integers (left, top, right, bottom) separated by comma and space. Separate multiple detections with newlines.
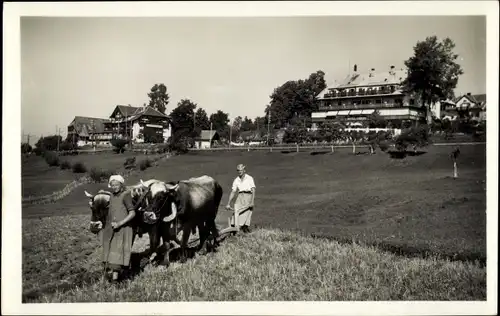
84, 179, 179, 267
137, 175, 223, 263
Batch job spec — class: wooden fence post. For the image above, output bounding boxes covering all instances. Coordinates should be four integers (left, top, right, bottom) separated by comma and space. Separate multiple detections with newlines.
296, 144, 299, 152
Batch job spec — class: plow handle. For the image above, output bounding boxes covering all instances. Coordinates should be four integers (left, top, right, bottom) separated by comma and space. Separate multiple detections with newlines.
226, 205, 251, 231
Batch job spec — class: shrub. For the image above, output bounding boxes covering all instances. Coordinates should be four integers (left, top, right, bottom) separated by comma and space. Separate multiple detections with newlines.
21, 143, 32, 154
59, 141, 76, 152
33, 147, 44, 156
72, 162, 87, 173
378, 140, 391, 152
123, 157, 136, 169
139, 158, 152, 171
167, 137, 189, 155
89, 168, 113, 183
44, 151, 60, 167
394, 125, 431, 152
159, 144, 170, 153
111, 138, 128, 154
60, 161, 71, 170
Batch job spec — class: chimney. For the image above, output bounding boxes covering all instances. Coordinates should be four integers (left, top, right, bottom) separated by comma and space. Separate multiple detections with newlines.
353, 64, 358, 73
467, 92, 471, 96
369, 68, 375, 77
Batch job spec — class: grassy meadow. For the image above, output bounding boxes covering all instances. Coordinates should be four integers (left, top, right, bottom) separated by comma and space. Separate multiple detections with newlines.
21, 144, 487, 302
22, 152, 163, 198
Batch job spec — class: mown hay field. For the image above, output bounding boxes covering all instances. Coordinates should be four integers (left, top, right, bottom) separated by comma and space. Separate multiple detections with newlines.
21, 144, 487, 302
23, 216, 485, 302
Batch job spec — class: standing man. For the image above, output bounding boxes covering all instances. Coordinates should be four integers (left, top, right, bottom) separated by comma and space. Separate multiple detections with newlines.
226, 164, 256, 233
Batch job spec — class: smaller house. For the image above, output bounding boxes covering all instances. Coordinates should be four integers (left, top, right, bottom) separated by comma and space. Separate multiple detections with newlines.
454, 93, 486, 121
431, 99, 456, 119
195, 130, 220, 149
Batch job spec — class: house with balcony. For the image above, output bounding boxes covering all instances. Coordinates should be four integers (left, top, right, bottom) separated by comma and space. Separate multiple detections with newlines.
454, 93, 486, 121
108, 105, 172, 143
311, 65, 426, 128
434, 93, 486, 122
68, 105, 172, 147
67, 116, 114, 147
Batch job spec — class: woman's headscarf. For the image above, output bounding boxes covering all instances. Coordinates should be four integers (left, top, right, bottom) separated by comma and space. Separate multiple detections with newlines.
108, 175, 125, 188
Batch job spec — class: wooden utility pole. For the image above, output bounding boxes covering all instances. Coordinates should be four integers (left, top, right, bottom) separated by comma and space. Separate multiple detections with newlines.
267, 110, 271, 145
56, 126, 61, 152
229, 119, 232, 148
209, 121, 213, 148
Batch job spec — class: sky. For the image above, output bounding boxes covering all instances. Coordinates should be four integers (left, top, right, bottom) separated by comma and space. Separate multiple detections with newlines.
21, 15, 486, 143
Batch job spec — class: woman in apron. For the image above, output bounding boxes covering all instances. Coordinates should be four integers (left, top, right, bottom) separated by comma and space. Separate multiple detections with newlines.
102, 175, 136, 283
225, 164, 256, 233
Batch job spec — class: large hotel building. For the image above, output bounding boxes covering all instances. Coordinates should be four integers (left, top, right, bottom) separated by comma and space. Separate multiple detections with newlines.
311, 65, 426, 128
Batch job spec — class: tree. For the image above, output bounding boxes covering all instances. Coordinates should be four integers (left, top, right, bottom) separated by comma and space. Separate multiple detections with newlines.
253, 116, 267, 135
194, 108, 210, 136
231, 116, 243, 141
364, 110, 388, 128
170, 99, 197, 145
209, 110, 230, 139
402, 36, 464, 124
240, 116, 255, 131
364, 131, 393, 154
148, 83, 170, 114
232, 116, 243, 131
266, 70, 327, 128
35, 135, 62, 152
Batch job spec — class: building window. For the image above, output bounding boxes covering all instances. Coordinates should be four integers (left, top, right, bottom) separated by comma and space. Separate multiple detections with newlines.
410, 99, 415, 105
375, 99, 382, 104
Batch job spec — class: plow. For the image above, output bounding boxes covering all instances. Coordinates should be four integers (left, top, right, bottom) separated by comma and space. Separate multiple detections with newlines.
141, 204, 252, 267
168, 204, 252, 249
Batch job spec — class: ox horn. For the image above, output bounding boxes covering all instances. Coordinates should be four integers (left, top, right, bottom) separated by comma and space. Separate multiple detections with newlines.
84, 191, 94, 198
167, 183, 179, 191
140, 179, 147, 187
163, 202, 177, 222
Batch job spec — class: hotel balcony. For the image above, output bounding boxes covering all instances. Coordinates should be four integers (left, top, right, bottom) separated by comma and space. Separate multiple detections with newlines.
322, 88, 399, 99
318, 102, 410, 111
311, 107, 426, 122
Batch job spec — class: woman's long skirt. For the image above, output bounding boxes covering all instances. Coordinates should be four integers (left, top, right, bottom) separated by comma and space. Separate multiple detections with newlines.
230, 192, 253, 227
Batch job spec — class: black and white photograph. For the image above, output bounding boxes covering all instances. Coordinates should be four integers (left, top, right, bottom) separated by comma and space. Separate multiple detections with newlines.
2, 1, 498, 315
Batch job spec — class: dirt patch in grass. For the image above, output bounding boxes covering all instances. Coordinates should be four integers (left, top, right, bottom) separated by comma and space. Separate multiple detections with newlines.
23, 216, 485, 302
